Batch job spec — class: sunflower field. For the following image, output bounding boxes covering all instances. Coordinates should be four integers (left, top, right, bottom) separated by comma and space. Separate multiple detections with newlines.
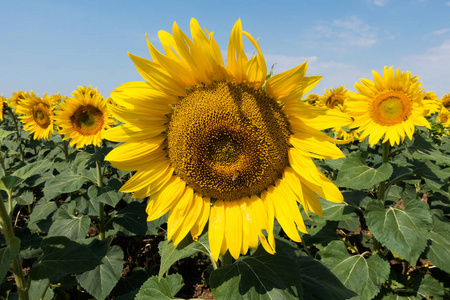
0, 19, 449, 300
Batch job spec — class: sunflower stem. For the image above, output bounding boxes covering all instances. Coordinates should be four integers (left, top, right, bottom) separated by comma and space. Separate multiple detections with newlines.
378, 142, 391, 203
95, 146, 105, 241
0, 194, 29, 300
8, 107, 25, 161
62, 139, 70, 160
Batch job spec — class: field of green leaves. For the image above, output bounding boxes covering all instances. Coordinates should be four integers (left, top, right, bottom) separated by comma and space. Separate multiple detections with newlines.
1, 100, 450, 300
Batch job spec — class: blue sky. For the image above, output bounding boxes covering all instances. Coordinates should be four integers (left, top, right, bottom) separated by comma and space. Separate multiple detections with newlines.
1, 0, 450, 99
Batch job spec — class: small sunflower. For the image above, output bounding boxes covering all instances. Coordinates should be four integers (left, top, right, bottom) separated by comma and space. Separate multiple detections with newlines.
441, 93, 450, 110
437, 107, 450, 128
303, 93, 320, 105
421, 91, 440, 116
320, 86, 348, 109
15, 91, 55, 140
104, 19, 351, 260
8, 91, 29, 111
0, 95, 5, 121
345, 66, 430, 146
54, 86, 113, 148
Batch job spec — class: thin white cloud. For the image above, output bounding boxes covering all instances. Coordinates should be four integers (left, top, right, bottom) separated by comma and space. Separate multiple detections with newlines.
430, 28, 450, 36
309, 16, 378, 49
447, 1, 450, 5
402, 40, 450, 96
372, 0, 388, 6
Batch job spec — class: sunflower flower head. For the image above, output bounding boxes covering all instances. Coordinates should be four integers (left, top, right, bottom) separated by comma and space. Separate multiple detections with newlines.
54, 86, 114, 149
0, 95, 6, 121
303, 93, 321, 106
345, 66, 430, 147
441, 93, 450, 110
8, 91, 29, 111
421, 90, 440, 116
320, 86, 348, 109
15, 91, 55, 140
104, 19, 352, 260
437, 107, 450, 128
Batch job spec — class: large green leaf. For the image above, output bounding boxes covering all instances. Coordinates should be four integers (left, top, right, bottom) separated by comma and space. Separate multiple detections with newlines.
0, 237, 20, 282
29, 236, 104, 280
320, 240, 390, 300
135, 274, 184, 300
12, 160, 52, 184
425, 215, 450, 274
28, 279, 54, 300
210, 247, 303, 299
87, 178, 123, 207
407, 134, 450, 165
0, 129, 14, 141
47, 203, 91, 240
113, 202, 148, 236
158, 233, 210, 279
295, 255, 358, 300
320, 197, 358, 221
43, 170, 88, 200
77, 245, 124, 300
366, 199, 432, 265
335, 152, 393, 190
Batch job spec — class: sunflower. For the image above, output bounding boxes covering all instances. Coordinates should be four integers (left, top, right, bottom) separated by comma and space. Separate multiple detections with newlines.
0, 95, 5, 121
15, 91, 55, 140
345, 66, 430, 147
8, 91, 29, 111
441, 93, 450, 110
320, 86, 348, 109
437, 107, 450, 128
54, 86, 113, 148
303, 93, 320, 106
421, 91, 440, 116
104, 19, 351, 260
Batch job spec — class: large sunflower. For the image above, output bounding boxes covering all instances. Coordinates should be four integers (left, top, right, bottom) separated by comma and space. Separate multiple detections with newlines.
54, 86, 113, 148
104, 19, 351, 260
345, 66, 430, 146
15, 91, 55, 140
441, 93, 450, 110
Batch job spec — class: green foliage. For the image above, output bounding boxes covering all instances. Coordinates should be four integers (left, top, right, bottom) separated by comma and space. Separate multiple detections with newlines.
135, 274, 184, 300
365, 198, 432, 265
1, 100, 449, 299
320, 240, 390, 299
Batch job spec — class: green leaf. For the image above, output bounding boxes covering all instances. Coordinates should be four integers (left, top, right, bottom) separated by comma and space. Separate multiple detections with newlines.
158, 233, 210, 279
47, 203, 91, 240
295, 255, 358, 300
77, 245, 124, 300
43, 170, 88, 200
415, 274, 444, 299
0, 237, 20, 282
0, 176, 22, 192
13, 160, 52, 182
113, 202, 148, 236
28, 200, 58, 233
425, 215, 450, 274
407, 134, 450, 165
0, 129, 14, 141
28, 279, 54, 300
319, 240, 390, 300
335, 152, 393, 190
29, 236, 103, 280
365, 199, 432, 265
135, 274, 184, 300
87, 178, 123, 207
320, 197, 358, 221
210, 246, 303, 299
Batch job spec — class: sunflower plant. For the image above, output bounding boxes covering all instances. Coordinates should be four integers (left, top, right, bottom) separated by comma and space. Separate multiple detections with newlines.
0, 20, 449, 300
